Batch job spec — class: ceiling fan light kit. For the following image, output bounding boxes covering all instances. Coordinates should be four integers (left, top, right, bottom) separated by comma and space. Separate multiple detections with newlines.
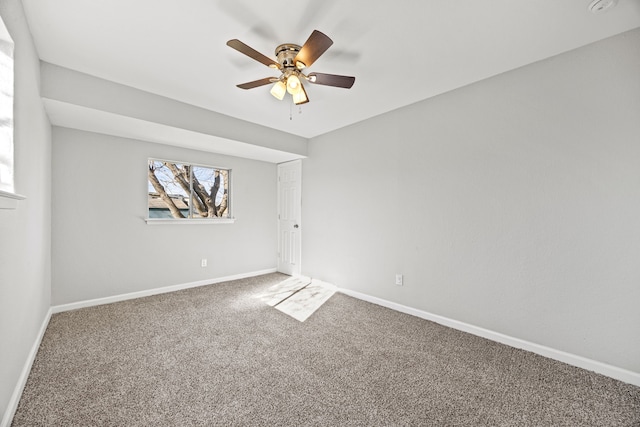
227, 30, 355, 105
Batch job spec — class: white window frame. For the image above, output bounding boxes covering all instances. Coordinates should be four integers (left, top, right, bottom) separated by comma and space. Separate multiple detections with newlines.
145, 158, 234, 225
0, 14, 24, 209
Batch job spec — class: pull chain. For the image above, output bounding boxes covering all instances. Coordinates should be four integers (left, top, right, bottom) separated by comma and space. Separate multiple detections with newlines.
289, 103, 303, 121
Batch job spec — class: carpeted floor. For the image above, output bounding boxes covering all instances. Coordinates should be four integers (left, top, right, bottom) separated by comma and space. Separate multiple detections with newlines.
11, 273, 640, 426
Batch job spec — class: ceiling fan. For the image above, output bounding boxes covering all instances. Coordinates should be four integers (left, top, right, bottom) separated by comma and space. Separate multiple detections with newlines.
226, 30, 355, 105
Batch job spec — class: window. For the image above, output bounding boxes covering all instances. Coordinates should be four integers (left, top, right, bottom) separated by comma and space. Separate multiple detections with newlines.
0, 16, 14, 193
0, 15, 23, 209
147, 159, 232, 222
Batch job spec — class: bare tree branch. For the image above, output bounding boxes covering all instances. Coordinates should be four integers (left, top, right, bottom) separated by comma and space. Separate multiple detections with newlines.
192, 174, 214, 217
165, 162, 190, 192
149, 162, 229, 219
165, 163, 208, 216
218, 190, 228, 217
209, 170, 221, 217
217, 170, 229, 217
148, 165, 185, 219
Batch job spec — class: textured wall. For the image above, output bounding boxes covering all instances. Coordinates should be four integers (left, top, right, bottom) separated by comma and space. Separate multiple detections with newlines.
302, 29, 640, 373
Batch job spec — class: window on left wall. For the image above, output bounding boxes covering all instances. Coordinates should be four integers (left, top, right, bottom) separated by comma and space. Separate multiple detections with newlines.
0, 14, 24, 209
0, 16, 15, 193
147, 159, 233, 223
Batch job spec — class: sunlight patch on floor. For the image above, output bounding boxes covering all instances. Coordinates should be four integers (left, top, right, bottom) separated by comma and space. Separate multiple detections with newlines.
254, 276, 310, 306
255, 277, 336, 322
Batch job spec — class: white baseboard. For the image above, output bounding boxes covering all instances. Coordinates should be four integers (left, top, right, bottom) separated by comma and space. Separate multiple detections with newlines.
0, 268, 276, 427
52, 268, 277, 314
338, 288, 640, 388
3, 269, 277, 426
1, 308, 53, 427
7, 272, 635, 427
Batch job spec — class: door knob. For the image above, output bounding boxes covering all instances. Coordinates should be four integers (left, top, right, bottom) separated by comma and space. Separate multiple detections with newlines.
294, 224, 299, 228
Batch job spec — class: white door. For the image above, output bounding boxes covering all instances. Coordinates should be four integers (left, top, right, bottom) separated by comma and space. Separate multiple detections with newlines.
277, 160, 302, 276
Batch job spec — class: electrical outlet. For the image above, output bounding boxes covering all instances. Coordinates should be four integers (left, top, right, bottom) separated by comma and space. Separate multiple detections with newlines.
395, 274, 403, 286
201, 258, 207, 268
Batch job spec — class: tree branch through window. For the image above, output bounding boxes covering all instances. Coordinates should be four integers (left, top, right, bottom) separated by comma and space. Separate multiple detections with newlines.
147, 160, 230, 219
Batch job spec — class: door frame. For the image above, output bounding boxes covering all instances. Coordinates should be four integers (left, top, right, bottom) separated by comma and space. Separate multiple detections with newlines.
277, 159, 302, 276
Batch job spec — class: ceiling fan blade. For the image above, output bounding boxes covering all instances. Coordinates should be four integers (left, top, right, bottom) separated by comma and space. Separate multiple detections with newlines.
236, 77, 277, 90
294, 30, 333, 69
226, 39, 280, 69
307, 72, 355, 89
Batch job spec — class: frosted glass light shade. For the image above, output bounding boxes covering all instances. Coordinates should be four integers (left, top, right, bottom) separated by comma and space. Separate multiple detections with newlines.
286, 74, 301, 94
292, 83, 309, 105
270, 81, 286, 100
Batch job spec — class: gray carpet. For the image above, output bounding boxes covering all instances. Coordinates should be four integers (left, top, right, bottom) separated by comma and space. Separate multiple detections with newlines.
12, 273, 640, 426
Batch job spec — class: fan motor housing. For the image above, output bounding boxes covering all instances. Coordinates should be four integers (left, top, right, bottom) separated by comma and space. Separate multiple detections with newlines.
275, 44, 301, 68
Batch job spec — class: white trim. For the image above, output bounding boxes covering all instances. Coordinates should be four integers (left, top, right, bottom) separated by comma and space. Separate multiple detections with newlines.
0, 18, 15, 201
52, 268, 277, 313
147, 158, 233, 222
276, 159, 302, 276
145, 217, 235, 225
2, 269, 276, 425
338, 288, 640, 387
1, 308, 52, 427
0, 189, 25, 209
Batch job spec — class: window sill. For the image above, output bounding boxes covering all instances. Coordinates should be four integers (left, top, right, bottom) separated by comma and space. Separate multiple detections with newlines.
0, 190, 26, 209
145, 218, 236, 225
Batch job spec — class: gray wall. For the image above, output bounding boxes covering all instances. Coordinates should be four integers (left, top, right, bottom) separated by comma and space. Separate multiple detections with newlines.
0, 0, 52, 421
302, 29, 640, 373
52, 128, 277, 305
40, 62, 308, 160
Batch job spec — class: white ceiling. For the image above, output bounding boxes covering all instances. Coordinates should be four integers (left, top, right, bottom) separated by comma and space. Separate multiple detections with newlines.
20, 0, 640, 142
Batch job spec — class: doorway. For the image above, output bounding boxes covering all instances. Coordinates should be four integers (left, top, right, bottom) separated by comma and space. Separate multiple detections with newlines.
277, 160, 302, 276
